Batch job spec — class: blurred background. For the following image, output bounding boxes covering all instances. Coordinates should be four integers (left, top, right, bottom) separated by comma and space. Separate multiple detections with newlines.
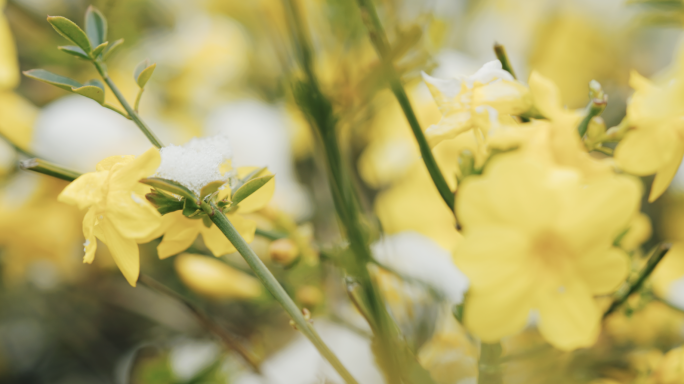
2, 0, 684, 383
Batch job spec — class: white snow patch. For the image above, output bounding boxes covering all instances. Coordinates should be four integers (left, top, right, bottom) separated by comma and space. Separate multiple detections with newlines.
155, 135, 233, 195
371, 231, 469, 305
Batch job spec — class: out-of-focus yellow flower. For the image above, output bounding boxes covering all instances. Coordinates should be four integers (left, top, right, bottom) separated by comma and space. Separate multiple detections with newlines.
615, 71, 684, 202
296, 285, 323, 308
606, 301, 684, 347
618, 213, 652, 252
528, 71, 582, 124
58, 148, 162, 286
422, 60, 530, 148
146, 167, 274, 259
649, 346, 684, 384
454, 153, 640, 350
0, 0, 18, 90
269, 238, 299, 265
174, 253, 261, 299
418, 312, 477, 384
652, 243, 684, 300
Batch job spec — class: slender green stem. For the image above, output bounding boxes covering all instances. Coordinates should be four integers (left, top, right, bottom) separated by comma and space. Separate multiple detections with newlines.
138, 274, 261, 372
201, 201, 359, 384
603, 243, 672, 319
0, 130, 39, 158
19, 158, 81, 181
255, 227, 288, 241
103, 103, 130, 119
93, 61, 163, 148
354, 0, 455, 212
479, 342, 503, 384
493, 43, 517, 79
578, 81, 608, 138
134, 88, 144, 113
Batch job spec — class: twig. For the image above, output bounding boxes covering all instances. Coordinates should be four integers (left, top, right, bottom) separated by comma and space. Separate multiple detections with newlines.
19, 158, 81, 181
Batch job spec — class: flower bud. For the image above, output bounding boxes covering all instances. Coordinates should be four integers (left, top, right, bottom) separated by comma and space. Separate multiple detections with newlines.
296, 285, 323, 308
269, 238, 299, 265
174, 253, 262, 299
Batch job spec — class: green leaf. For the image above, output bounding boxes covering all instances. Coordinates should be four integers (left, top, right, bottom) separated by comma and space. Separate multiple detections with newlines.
145, 190, 183, 215
182, 198, 202, 218
134, 59, 156, 88
102, 38, 124, 60
47, 16, 91, 53
91, 41, 108, 58
84, 5, 107, 47
199, 180, 225, 200
139, 177, 196, 200
23, 69, 81, 91
58, 45, 90, 60
72, 79, 105, 104
231, 175, 273, 207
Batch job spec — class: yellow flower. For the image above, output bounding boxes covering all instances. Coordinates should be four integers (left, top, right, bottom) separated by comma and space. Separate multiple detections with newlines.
0, 0, 18, 90
615, 70, 684, 202
650, 346, 684, 384
144, 166, 274, 259
454, 153, 640, 350
174, 253, 261, 299
57, 148, 162, 286
422, 60, 530, 149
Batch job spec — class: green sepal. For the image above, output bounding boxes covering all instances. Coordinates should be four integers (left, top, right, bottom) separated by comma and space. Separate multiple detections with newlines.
90, 41, 109, 58
84, 5, 107, 47
23, 69, 105, 104
102, 38, 124, 60
134, 59, 156, 88
58, 45, 90, 60
182, 198, 202, 218
202, 216, 213, 228
231, 175, 273, 207
139, 177, 196, 200
200, 180, 225, 200
145, 189, 183, 215
47, 16, 91, 53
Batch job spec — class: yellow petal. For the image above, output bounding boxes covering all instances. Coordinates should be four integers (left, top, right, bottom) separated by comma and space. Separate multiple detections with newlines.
576, 247, 629, 295
456, 227, 535, 341
95, 217, 140, 286
236, 167, 275, 213
528, 71, 562, 119
57, 171, 109, 210
629, 70, 654, 93
201, 214, 256, 257
537, 279, 601, 351
425, 112, 472, 148
0, 92, 37, 148
650, 144, 684, 202
109, 148, 161, 191
96, 155, 135, 172
614, 126, 678, 176
174, 253, 262, 299
157, 212, 200, 259
557, 175, 641, 253
457, 154, 560, 234
82, 208, 98, 263
106, 190, 161, 239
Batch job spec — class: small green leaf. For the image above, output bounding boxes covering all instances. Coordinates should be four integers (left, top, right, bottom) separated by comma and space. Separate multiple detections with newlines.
47, 16, 91, 53
58, 45, 90, 60
84, 5, 107, 47
23, 69, 81, 91
134, 59, 156, 88
145, 190, 183, 215
199, 180, 225, 200
231, 167, 267, 191
231, 175, 274, 207
72, 79, 105, 104
182, 198, 202, 218
139, 177, 196, 200
91, 41, 108, 58
102, 38, 124, 60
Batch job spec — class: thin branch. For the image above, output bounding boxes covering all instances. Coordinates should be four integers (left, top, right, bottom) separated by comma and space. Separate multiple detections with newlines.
19, 158, 81, 181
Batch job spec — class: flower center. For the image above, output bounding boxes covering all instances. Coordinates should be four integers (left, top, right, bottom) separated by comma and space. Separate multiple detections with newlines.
531, 231, 573, 272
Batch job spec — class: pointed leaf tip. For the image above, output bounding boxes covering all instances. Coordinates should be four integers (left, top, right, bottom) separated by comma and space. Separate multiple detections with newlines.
85, 5, 107, 47
231, 175, 274, 207
134, 59, 156, 88
47, 16, 91, 53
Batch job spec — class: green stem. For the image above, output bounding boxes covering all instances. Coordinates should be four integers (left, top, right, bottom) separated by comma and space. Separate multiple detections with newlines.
103, 103, 130, 119
201, 201, 359, 384
93, 61, 163, 148
255, 227, 288, 241
603, 243, 671, 319
19, 158, 81, 181
478, 342, 503, 384
354, 0, 455, 212
578, 81, 608, 138
138, 274, 261, 372
134, 88, 144, 113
